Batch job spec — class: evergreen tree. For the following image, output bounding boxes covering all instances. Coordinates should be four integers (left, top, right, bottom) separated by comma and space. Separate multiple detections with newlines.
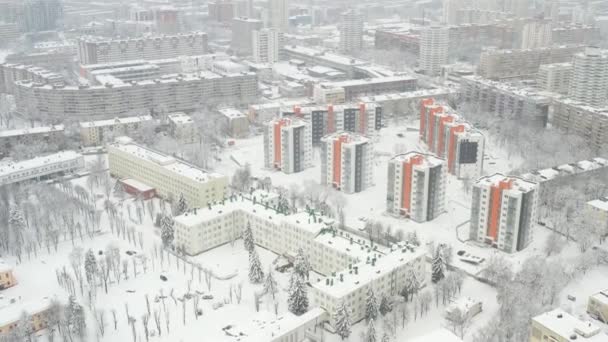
9, 205, 25, 242
334, 301, 352, 340
293, 248, 312, 280
379, 295, 393, 316
176, 193, 188, 215
402, 269, 420, 301
288, 273, 309, 315
264, 268, 278, 299
365, 318, 377, 342
243, 221, 255, 253
432, 247, 445, 283
248, 248, 265, 284
67, 295, 86, 338
84, 249, 98, 284
160, 215, 175, 247
365, 287, 379, 323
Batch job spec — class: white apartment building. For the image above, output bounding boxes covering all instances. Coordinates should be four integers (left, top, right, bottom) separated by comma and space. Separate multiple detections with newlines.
0, 151, 84, 186
14, 71, 258, 120
167, 112, 197, 144
0, 125, 65, 154
320, 132, 373, 194
568, 47, 608, 107
263, 117, 312, 174
231, 17, 263, 56
77, 32, 209, 65
217, 108, 250, 138
521, 21, 553, 49
252, 28, 284, 64
386, 152, 447, 222
313, 84, 346, 104
537, 62, 572, 94
108, 137, 228, 208
80, 115, 154, 146
469, 174, 538, 253
586, 198, 608, 238
268, 0, 289, 30
310, 241, 426, 326
241, 308, 327, 342
419, 26, 449, 77
530, 309, 607, 342
339, 10, 364, 54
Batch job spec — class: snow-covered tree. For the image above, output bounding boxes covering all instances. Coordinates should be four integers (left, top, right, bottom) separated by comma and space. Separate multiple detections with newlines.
431, 247, 445, 283
402, 269, 420, 301
66, 295, 86, 338
334, 301, 352, 340
365, 288, 378, 322
248, 248, 264, 284
544, 232, 565, 257
264, 268, 278, 299
288, 273, 309, 315
379, 295, 393, 316
293, 248, 311, 280
84, 249, 98, 284
365, 318, 377, 342
243, 221, 254, 253
175, 194, 188, 216
160, 215, 174, 247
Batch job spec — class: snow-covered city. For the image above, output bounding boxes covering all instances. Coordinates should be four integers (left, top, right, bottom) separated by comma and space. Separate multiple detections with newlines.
1, 0, 608, 341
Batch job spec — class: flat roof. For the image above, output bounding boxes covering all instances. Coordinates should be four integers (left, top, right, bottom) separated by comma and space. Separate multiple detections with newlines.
80, 115, 153, 128
0, 297, 54, 327
0, 151, 83, 177
390, 152, 445, 168
167, 112, 194, 124
119, 178, 155, 192
109, 139, 223, 183
533, 308, 607, 341
241, 308, 326, 342
475, 173, 537, 192
588, 198, 608, 212
0, 125, 65, 138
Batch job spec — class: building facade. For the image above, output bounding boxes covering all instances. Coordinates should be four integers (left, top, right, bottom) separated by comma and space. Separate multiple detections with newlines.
419, 26, 449, 76
339, 10, 364, 53
77, 32, 209, 65
167, 112, 197, 144
0, 151, 85, 186
521, 21, 552, 49
231, 17, 263, 56
79, 116, 154, 146
588, 289, 608, 323
218, 108, 250, 138
551, 99, 608, 153
320, 132, 373, 194
469, 174, 538, 253
263, 117, 313, 174
268, 0, 289, 30
537, 62, 572, 94
0, 125, 65, 155
419, 98, 484, 179
0, 262, 16, 290
108, 138, 228, 208
386, 152, 447, 222
252, 28, 284, 64
568, 47, 608, 107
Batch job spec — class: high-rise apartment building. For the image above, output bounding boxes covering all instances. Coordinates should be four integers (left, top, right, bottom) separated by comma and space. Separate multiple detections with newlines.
320, 132, 373, 194
537, 62, 572, 94
208, 0, 235, 22
252, 28, 283, 63
568, 47, 608, 107
469, 174, 538, 253
386, 152, 447, 222
263, 117, 312, 174
77, 32, 209, 65
231, 17, 263, 55
521, 21, 552, 49
268, 0, 288, 30
419, 99, 484, 179
419, 26, 449, 76
283, 102, 382, 144
339, 10, 364, 53
21, 0, 63, 32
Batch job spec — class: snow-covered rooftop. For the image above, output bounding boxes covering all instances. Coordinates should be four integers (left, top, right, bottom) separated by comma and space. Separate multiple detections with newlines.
588, 198, 608, 212
218, 108, 247, 119
390, 152, 445, 168
239, 308, 327, 342
322, 75, 416, 88
0, 151, 83, 177
522, 158, 608, 182
311, 242, 425, 298
167, 112, 194, 125
360, 87, 455, 103
321, 131, 370, 146
475, 174, 537, 192
79, 115, 153, 128
119, 178, 155, 192
533, 308, 608, 341
109, 139, 223, 183
0, 259, 12, 273
0, 125, 65, 138
0, 297, 54, 327
590, 289, 608, 306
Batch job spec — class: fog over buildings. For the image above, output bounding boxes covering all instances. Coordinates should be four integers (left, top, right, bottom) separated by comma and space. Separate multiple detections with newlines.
1, 0, 608, 341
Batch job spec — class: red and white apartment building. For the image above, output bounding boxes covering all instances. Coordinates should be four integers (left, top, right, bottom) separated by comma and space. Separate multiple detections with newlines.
263, 117, 313, 174
469, 174, 539, 253
320, 132, 373, 194
419, 98, 484, 180
386, 152, 447, 222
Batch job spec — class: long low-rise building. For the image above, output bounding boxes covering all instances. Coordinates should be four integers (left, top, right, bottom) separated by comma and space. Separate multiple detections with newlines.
551, 99, 608, 154
77, 32, 208, 65
173, 197, 426, 328
0, 63, 65, 94
108, 137, 227, 208
80, 116, 154, 146
460, 75, 551, 128
13, 70, 258, 120
314, 75, 417, 102
0, 125, 65, 155
0, 151, 84, 186
530, 308, 607, 342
